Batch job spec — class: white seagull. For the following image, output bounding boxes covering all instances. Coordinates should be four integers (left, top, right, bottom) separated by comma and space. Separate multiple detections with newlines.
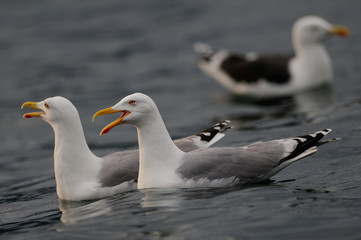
21, 96, 230, 201
93, 93, 337, 189
194, 15, 349, 98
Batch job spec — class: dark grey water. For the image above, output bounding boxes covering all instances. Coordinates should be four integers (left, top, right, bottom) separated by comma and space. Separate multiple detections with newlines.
1, 0, 361, 239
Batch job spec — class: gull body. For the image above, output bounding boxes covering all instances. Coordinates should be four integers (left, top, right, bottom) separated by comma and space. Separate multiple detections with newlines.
94, 93, 337, 189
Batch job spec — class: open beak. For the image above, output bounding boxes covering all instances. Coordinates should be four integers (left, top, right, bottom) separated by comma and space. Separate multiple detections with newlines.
21, 102, 44, 118
92, 107, 131, 135
329, 25, 349, 37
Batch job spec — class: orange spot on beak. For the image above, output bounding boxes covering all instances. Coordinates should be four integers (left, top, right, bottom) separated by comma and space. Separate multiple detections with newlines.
21, 102, 44, 118
330, 25, 349, 37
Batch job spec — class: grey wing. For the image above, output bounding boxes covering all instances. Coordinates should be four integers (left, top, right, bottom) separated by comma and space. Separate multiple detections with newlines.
98, 150, 139, 187
174, 120, 231, 151
177, 129, 333, 182
177, 141, 287, 182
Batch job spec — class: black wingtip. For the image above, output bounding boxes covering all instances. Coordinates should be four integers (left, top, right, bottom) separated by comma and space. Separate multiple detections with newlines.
280, 129, 335, 164
195, 120, 231, 142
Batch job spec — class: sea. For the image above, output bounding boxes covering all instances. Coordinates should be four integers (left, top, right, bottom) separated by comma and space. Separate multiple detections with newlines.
1, 0, 361, 239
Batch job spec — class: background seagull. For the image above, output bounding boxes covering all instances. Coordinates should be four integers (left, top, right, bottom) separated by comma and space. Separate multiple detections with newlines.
194, 16, 349, 98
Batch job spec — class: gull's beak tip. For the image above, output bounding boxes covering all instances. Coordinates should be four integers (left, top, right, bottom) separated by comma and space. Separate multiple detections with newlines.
21, 102, 31, 110
331, 25, 349, 37
100, 128, 109, 136
92, 107, 114, 123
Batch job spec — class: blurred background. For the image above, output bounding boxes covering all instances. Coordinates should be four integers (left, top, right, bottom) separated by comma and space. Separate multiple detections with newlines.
1, 0, 360, 239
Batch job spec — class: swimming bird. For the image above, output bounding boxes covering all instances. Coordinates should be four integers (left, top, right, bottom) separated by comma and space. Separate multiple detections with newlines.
194, 16, 349, 98
21, 96, 230, 200
93, 93, 337, 189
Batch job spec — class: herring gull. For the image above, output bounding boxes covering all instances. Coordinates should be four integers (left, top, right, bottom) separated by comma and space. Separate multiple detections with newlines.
93, 93, 337, 189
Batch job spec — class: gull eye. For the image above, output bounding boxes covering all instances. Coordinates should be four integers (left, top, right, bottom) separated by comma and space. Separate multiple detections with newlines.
309, 25, 319, 31
44, 103, 50, 109
129, 100, 136, 105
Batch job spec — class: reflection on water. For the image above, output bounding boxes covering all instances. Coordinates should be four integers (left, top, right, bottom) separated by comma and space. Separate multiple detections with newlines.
140, 189, 197, 211
214, 85, 334, 130
140, 186, 250, 210
58, 199, 111, 225
293, 85, 335, 119
52, 181, 359, 239
140, 189, 183, 210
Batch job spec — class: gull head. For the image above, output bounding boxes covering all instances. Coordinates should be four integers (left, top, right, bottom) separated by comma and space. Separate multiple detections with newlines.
21, 96, 79, 125
93, 93, 157, 135
292, 16, 349, 46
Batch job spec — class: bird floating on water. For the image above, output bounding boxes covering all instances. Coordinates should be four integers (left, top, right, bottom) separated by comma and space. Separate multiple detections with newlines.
21, 96, 230, 200
194, 16, 349, 98
93, 93, 337, 189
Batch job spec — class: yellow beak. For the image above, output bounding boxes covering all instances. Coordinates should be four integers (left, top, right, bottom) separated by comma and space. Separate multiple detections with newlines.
92, 107, 131, 135
92, 107, 122, 122
330, 25, 349, 37
21, 102, 43, 118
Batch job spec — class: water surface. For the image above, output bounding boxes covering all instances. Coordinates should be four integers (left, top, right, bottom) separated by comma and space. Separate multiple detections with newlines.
1, 0, 361, 239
